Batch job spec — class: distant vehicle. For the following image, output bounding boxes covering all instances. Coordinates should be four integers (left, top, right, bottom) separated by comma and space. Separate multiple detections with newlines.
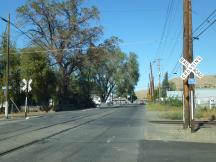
139, 100, 145, 105
92, 96, 101, 107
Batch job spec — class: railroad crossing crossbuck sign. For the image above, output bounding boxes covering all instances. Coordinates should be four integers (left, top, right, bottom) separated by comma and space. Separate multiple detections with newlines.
179, 56, 204, 80
21, 79, 32, 92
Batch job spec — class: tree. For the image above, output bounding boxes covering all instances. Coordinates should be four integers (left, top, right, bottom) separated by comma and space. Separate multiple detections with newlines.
161, 72, 169, 97
0, 32, 21, 108
169, 81, 176, 91
83, 37, 140, 103
16, 0, 102, 104
85, 37, 126, 102
20, 47, 57, 108
116, 52, 139, 101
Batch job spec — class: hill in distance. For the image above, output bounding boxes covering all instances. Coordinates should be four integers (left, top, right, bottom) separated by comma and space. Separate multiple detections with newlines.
170, 74, 216, 90
135, 75, 216, 99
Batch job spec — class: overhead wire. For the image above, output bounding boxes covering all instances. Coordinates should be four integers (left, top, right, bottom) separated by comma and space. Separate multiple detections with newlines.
153, 0, 182, 78
154, 0, 174, 59
194, 18, 216, 38
169, 8, 216, 78
100, 9, 163, 13
193, 9, 216, 34
160, 0, 178, 58
0, 16, 45, 49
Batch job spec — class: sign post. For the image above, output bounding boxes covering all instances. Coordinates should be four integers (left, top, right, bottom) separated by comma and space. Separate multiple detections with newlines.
179, 56, 203, 129
21, 79, 32, 118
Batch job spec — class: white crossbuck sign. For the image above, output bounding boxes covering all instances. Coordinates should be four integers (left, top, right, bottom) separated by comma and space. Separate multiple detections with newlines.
21, 79, 32, 92
179, 56, 204, 80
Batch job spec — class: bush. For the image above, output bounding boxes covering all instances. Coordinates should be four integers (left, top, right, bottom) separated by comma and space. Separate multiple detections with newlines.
161, 97, 182, 107
160, 111, 182, 120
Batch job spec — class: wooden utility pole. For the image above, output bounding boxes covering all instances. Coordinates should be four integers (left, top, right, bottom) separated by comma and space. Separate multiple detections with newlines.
183, 0, 193, 129
150, 62, 154, 99
157, 60, 161, 99
154, 59, 161, 99
149, 73, 152, 98
5, 14, 10, 119
147, 83, 151, 100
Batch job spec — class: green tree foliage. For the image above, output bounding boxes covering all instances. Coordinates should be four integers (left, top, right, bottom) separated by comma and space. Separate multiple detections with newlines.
0, 32, 21, 107
16, 0, 102, 104
0, 33, 8, 104
161, 72, 176, 97
116, 52, 139, 101
169, 81, 176, 91
84, 37, 139, 103
0, 0, 142, 110
20, 48, 57, 107
86, 37, 125, 102
161, 72, 169, 97
153, 89, 159, 100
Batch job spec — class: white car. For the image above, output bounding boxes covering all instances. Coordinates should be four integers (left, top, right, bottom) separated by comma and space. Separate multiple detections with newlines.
93, 97, 101, 107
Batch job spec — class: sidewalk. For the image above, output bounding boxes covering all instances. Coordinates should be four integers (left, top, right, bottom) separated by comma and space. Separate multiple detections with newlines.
144, 109, 216, 144
0, 111, 55, 122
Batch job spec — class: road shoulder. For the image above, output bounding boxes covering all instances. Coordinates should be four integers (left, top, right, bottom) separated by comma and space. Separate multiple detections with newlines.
144, 109, 216, 144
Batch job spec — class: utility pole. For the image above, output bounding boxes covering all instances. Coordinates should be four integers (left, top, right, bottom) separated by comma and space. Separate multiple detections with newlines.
5, 14, 10, 119
147, 83, 151, 100
150, 62, 154, 100
183, 0, 193, 129
157, 59, 161, 99
154, 59, 161, 99
149, 73, 152, 98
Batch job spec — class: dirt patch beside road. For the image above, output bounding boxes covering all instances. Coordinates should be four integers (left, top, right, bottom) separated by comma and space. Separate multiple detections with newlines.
144, 108, 216, 144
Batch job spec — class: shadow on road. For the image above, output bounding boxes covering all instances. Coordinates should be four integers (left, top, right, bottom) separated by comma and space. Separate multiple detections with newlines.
138, 140, 216, 162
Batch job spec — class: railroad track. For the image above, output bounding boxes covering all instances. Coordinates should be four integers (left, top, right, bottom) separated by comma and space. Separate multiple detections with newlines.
0, 109, 116, 157
0, 112, 97, 142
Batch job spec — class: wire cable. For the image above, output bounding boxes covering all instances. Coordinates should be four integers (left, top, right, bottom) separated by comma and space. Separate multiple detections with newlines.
193, 9, 216, 34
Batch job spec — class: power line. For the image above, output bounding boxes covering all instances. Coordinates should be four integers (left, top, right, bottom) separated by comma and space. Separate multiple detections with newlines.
154, 0, 174, 59
193, 8, 216, 39
160, 0, 178, 58
194, 19, 216, 39
100, 9, 163, 13
0, 16, 45, 49
153, 0, 182, 79
193, 9, 216, 34
169, 8, 216, 77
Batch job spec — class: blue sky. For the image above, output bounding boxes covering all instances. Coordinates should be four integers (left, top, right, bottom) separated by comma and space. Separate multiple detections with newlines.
0, 0, 216, 91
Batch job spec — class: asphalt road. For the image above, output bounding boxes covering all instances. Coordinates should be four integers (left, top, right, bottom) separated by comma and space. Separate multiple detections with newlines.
0, 105, 216, 162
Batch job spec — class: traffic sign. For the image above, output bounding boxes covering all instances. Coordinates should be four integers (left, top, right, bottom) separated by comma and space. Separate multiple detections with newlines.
188, 78, 196, 85
28, 79, 32, 92
21, 79, 32, 92
179, 56, 204, 80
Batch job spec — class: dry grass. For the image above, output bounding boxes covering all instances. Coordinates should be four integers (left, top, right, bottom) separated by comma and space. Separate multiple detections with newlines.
147, 102, 216, 120
147, 102, 181, 111
195, 109, 216, 120
147, 102, 182, 120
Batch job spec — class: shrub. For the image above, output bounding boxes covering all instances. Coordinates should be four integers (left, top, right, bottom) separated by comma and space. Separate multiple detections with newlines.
161, 97, 182, 107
